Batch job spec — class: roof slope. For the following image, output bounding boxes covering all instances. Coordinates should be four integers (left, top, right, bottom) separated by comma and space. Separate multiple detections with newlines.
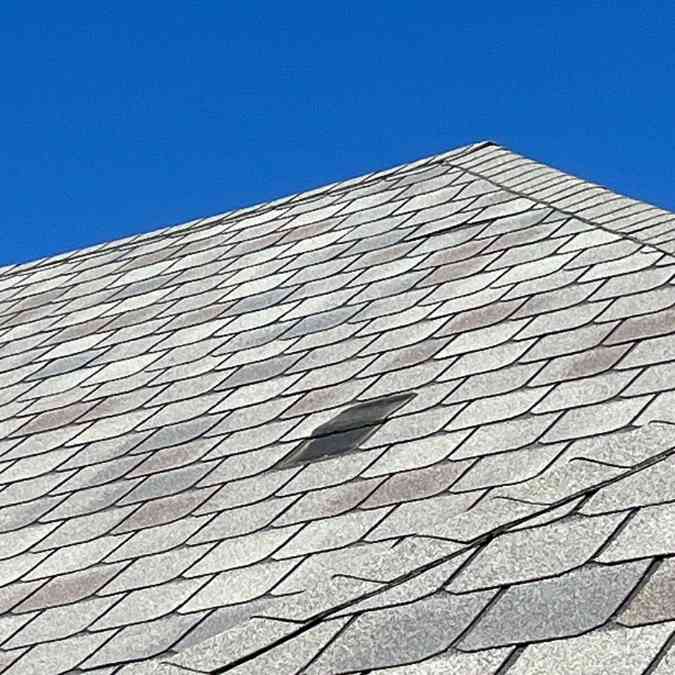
0, 142, 674, 674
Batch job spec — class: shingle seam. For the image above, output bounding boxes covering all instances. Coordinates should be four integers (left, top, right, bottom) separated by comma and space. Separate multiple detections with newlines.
175, 443, 675, 673
446, 149, 675, 261
644, 627, 675, 674
297, 613, 357, 672
610, 556, 662, 623
448, 583, 507, 647
493, 644, 527, 674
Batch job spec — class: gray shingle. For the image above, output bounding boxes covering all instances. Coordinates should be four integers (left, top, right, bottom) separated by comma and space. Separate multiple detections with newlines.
596, 504, 675, 562
600, 285, 675, 322
180, 559, 298, 612
6, 423, 88, 460
5, 595, 116, 647
128, 437, 218, 476
276, 447, 384, 495
439, 340, 535, 382
186, 524, 300, 574
274, 479, 380, 526
531, 343, 632, 385
437, 300, 524, 338
93, 577, 204, 629
541, 396, 651, 442
101, 543, 212, 594
625, 361, 675, 396
361, 460, 471, 508
533, 370, 635, 413
591, 265, 674, 300
225, 617, 350, 675
449, 512, 625, 592
190, 496, 296, 542
16, 562, 125, 612
196, 467, 300, 512
118, 462, 214, 504
24, 534, 128, 580
139, 391, 226, 430
362, 404, 462, 448
446, 387, 549, 431
581, 249, 662, 281
84, 352, 161, 385
368, 648, 513, 675
0, 472, 75, 508
608, 308, 675, 344
451, 443, 563, 491
82, 613, 203, 669
205, 404, 297, 445
459, 559, 651, 649
343, 551, 472, 614
435, 319, 529, 359
172, 597, 273, 651
0, 612, 36, 646
53, 454, 145, 494
200, 443, 294, 484
0, 580, 42, 614
274, 507, 391, 558
4, 630, 115, 675
634, 390, 675, 425
42, 479, 140, 521
513, 624, 674, 675
0, 447, 77, 483
651, 643, 675, 675
167, 616, 295, 671
619, 557, 675, 625
366, 491, 479, 541
114, 486, 216, 533
571, 421, 675, 467
68, 409, 155, 444
35, 506, 136, 549
450, 413, 559, 459
522, 322, 617, 363
305, 592, 496, 673
107, 514, 212, 561
362, 431, 470, 476
281, 377, 374, 418
583, 454, 675, 514
11, 399, 97, 436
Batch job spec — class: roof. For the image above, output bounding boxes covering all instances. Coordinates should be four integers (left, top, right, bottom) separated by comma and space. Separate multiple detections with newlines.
0, 140, 674, 674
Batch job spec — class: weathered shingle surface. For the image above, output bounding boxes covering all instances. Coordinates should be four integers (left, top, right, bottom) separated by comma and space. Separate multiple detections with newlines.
1, 141, 675, 673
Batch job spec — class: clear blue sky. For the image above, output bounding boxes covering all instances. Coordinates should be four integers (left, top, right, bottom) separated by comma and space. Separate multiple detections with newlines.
1, 2, 673, 265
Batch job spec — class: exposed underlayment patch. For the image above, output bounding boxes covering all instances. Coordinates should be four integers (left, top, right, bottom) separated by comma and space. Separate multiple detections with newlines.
1, 141, 675, 673
278, 392, 416, 468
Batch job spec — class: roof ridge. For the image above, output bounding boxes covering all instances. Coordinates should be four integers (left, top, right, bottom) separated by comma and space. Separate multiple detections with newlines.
445, 144, 675, 259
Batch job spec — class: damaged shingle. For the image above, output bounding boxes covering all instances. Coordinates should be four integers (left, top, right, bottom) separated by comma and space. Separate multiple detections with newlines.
277, 392, 416, 468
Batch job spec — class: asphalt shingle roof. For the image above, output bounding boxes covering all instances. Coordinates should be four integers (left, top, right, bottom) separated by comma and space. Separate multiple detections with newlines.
0, 141, 675, 673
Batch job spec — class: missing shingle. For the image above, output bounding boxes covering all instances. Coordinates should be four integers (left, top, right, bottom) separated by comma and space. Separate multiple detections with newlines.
278, 392, 416, 468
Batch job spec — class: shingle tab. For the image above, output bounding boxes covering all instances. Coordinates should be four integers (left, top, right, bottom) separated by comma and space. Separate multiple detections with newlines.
459, 559, 651, 649
506, 623, 674, 675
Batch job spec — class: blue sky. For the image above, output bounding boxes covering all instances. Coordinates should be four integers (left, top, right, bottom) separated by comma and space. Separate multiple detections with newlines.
1, 2, 673, 265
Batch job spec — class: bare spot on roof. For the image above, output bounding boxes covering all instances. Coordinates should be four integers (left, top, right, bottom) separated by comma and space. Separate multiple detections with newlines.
278, 392, 416, 468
